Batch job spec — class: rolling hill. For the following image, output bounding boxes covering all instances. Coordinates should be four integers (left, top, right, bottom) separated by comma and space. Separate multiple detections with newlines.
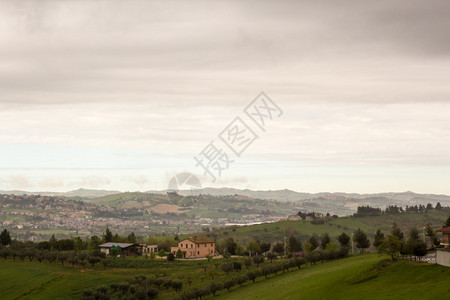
215, 254, 450, 300
208, 208, 450, 245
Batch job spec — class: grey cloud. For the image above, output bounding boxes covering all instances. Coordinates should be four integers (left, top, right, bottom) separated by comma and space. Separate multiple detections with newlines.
0, 0, 448, 107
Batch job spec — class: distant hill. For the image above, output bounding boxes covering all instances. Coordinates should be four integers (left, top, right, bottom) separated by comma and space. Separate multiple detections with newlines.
87, 192, 170, 209
0, 188, 120, 198
197, 188, 450, 204
146, 187, 450, 215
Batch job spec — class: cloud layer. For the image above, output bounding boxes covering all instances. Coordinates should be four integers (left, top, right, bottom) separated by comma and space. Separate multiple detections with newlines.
0, 0, 449, 193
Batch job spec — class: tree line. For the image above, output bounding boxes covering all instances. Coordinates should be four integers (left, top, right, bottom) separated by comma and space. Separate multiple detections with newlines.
354, 202, 446, 217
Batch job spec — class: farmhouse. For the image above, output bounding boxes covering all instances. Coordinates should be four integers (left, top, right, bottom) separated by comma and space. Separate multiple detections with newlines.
99, 242, 141, 256
436, 226, 450, 267
171, 237, 216, 258
141, 244, 158, 254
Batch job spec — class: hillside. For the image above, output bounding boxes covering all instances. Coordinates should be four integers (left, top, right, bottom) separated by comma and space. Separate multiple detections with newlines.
148, 188, 450, 216
88, 192, 168, 208
215, 254, 450, 300
0, 188, 120, 198
210, 209, 450, 245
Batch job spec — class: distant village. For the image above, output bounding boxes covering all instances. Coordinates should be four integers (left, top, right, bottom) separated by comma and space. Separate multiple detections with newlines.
0, 194, 286, 241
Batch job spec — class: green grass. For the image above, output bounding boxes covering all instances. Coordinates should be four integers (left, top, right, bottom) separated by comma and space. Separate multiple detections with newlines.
214, 254, 450, 300
2, 254, 449, 299
0, 257, 252, 299
0, 260, 137, 299
215, 209, 450, 245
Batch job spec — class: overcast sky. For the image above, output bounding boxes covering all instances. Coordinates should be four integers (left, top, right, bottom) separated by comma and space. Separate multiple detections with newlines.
0, 0, 449, 194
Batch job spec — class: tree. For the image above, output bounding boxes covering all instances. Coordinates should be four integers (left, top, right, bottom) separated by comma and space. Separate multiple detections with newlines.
176, 249, 183, 258
88, 256, 101, 267
273, 242, 285, 256
378, 235, 401, 260
253, 255, 264, 267
171, 280, 183, 292
222, 237, 237, 255
89, 236, 101, 250
109, 247, 119, 259
391, 223, 404, 241
49, 234, 57, 250
288, 236, 302, 253
0, 229, 11, 246
233, 261, 242, 272
104, 227, 113, 243
414, 241, 427, 259
267, 252, 277, 263
443, 215, 450, 228
373, 230, 385, 248
209, 282, 222, 296
436, 202, 442, 210
320, 233, 331, 249
167, 253, 175, 261
424, 223, 435, 247
260, 242, 271, 255
353, 228, 370, 253
426, 203, 433, 210
305, 236, 319, 252
101, 258, 111, 270
223, 278, 237, 292
338, 232, 350, 248
127, 232, 136, 243
147, 288, 158, 299
246, 241, 261, 257
58, 252, 68, 266
409, 227, 420, 241
247, 271, 258, 283
77, 253, 88, 270
221, 263, 233, 275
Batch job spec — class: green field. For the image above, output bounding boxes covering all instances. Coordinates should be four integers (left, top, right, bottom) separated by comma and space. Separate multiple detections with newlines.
215, 254, 450, 300
0, 259, 210, 299
213, 209, 450, 245
2, 254, 449, 299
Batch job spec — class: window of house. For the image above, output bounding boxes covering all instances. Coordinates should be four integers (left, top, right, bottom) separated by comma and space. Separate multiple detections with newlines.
181, 244, 183, 248
197, 251, 200, 255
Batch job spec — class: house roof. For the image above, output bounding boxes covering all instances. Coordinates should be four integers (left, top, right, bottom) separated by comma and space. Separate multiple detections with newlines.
437, 226, 450, 233
181, 237, 215, 244
99, 242, 136, 248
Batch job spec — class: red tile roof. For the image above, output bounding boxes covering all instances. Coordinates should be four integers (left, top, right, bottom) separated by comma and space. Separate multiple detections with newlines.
185, 237, 215, 244
437, 226, 450, 233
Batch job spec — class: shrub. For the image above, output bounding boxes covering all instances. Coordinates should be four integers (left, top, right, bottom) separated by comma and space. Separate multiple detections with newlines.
171, 280, 183, 292
223, 278, 237, 292
209, 282, 222, 296
253, 255, 264, 267
221, 263, 233, 275
147, 287, 158, 299
233, 261, 242, 272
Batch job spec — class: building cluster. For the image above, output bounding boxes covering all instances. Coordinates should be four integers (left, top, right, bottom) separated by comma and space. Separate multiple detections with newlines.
0, 194, 286, 241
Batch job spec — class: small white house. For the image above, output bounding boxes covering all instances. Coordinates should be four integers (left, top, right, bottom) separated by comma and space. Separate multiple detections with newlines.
141, 244, 158, 254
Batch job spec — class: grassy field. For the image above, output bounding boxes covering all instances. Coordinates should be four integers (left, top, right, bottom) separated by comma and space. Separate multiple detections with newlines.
0, 258, 211, 299
214, 209, 450, 245
1, 253, 449, 299
215, 254, 450, 300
